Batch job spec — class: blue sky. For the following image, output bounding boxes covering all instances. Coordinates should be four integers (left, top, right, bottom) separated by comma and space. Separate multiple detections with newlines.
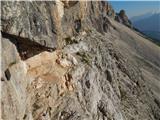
108, 1, 160, 18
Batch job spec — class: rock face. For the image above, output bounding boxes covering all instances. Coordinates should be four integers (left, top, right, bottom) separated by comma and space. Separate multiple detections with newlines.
1, 1, 160, 120
1, 1, 58, 48
115, 10, 132, 28
1, 1, 115, 49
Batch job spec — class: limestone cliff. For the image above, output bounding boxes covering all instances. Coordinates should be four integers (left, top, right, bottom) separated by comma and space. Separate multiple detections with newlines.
1, 1, 160, 120
115, 10, 132, 28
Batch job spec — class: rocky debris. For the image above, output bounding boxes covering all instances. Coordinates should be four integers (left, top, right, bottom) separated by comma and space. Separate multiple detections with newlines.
1, 1, 160, 120
2, 28, 160, 120
115, 10, 132, 28
1, 50, 77, 120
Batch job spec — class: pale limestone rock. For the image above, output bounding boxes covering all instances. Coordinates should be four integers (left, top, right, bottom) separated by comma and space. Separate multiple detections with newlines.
64, 41, 88, 54
1, 1, 160, 120
55, 0, 64, 18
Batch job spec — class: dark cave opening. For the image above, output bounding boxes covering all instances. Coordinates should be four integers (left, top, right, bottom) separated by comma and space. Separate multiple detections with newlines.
1, 32, 55, 60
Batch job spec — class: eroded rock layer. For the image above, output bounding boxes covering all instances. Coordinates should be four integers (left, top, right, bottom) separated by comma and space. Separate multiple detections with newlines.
1, 1, 160, 120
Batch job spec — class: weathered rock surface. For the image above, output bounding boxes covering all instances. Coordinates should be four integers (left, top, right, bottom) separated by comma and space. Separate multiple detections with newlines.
115, 10, 132, 28
1, 1, 58, 48
1, 1, 160, 120
1, 1, 115, 48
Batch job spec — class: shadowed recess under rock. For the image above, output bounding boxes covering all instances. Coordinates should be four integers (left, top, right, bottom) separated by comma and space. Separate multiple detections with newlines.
2, 32, 55, 60
4, 69, 11, 81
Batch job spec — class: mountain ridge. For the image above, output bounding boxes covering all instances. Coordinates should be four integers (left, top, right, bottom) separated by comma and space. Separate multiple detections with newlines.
1, 1, 160, 120
131, 12, 160, 42
130, 11, 160, 22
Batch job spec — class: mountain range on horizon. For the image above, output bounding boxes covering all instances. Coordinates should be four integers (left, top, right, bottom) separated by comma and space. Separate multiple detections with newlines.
131, 12, 160, 42
130, 10, 160, 21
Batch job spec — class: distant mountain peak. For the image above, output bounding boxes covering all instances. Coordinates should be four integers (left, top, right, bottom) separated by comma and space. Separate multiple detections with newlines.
131, 10, 160, 22
150, 10, 160, 14
131, 11, 160, 42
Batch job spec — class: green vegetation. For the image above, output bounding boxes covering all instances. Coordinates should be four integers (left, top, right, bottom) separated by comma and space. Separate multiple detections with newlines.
76, 52, 92, 66
65, 37, 78, 45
